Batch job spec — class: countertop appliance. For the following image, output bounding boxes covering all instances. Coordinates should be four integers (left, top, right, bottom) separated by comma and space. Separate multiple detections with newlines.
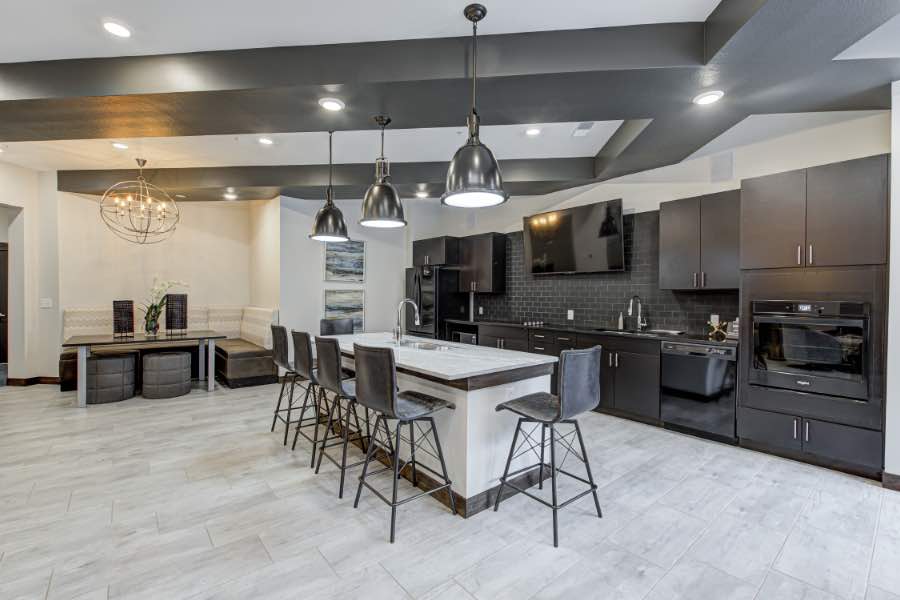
750, 300, 869, 400
660, 340, 738, 442
405, 266, 465, 340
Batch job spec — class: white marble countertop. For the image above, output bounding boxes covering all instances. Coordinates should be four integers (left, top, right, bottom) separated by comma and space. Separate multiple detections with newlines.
328, 332, 557, 382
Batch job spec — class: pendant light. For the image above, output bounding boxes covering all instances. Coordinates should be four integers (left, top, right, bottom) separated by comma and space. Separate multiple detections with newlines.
360, 115, 407, 228
310, 131, 349, 242
442, 3, 508, 208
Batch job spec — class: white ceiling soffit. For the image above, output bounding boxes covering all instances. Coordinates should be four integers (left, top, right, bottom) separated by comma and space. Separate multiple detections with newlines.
0, 121, 623, 172
835, 13, 900, 60
0, 0, 721, 63
688, 110, 887, 160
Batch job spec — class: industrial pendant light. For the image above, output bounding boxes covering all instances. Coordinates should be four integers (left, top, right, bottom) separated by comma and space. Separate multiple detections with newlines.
310, 131, 349, 242
360, 115, 407, 228
442, 3, 508, 208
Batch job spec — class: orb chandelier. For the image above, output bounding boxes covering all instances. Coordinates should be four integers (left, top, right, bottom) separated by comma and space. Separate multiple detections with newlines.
99, 158, 179, 244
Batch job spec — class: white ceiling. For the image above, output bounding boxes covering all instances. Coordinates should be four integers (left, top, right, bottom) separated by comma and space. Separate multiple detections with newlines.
688, 110, 886, 160
0, 121, 623, 171
0, 0, 721, 63
835, 13, 900, 60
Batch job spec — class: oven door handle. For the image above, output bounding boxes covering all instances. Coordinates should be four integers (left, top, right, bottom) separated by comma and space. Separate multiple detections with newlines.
752, 316, 866, 329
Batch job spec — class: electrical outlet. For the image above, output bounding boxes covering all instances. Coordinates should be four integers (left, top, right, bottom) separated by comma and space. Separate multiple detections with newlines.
567, 309, 574, 321
40, 297, 53, 309
478, 306, 484, 315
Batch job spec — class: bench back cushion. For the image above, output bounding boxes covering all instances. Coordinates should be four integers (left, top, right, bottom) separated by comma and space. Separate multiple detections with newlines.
207, 307, 243, 340
240, 307, 278, 349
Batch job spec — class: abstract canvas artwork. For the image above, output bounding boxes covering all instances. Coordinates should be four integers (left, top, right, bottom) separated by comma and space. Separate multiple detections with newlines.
323, 289, 365, 332
324, 240, 365, 282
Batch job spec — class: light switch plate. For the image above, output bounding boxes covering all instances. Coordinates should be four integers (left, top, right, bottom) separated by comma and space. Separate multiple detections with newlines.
478, 306, 484, 315
567, 309, 574, 320
40, 297, 53, 309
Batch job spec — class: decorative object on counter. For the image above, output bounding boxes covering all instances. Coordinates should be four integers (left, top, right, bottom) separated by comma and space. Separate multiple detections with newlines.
707, 314, 728, 340
323, 289, 364, 332
310, 131, 349, 242
726, 317, 739, 339
618, 312, 624, 330
165, 293, 188, 334
112, 300, 134, 337
324, 240, 365, 282
442, 4, 508, 209
360, 115, 406, 228
140, 278, 187, 336
100, 158, 179, 245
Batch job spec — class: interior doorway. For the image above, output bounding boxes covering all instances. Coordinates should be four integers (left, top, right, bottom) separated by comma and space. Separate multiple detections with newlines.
0, 242, 6, 385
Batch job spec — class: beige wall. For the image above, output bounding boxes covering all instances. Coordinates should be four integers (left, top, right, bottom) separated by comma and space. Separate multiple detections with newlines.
886, 84, 900, 477
58, 194, 253, 309
248, 198, 281, 309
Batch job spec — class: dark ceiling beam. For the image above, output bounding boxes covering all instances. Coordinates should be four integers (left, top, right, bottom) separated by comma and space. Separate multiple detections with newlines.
56, 157, 595, 201
593, 119, 653, 177
0, 23, 703, 102
703, 0, 769, 63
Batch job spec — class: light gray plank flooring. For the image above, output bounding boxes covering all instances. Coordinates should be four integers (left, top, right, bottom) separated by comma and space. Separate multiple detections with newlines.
0, 383, 897, 600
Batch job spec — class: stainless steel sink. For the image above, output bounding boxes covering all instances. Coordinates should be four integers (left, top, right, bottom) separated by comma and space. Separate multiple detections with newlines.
398, 341, 450, 351
645, 329, 684, 336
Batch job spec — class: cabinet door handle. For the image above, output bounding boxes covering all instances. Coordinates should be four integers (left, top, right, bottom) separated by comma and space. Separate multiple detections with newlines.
797, 244, 802, 265
614, 352, 619, 368
804, 421, 810, 443
534, 334, 545, 339
558, 337, 570, 342
808, 244, 814, 265
608, 353, 613, 367
701, 272, 707, 288
793, 418, 798, 440
534, 346, 545, 351
692, 272, 698, 288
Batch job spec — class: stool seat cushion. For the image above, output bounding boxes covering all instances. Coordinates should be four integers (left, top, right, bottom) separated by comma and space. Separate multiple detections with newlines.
215, 339, 272, 359
396, 390, 455, 420
496, 392, 561, 423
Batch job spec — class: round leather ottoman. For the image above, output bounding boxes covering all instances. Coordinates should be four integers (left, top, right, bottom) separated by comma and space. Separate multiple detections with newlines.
86, 354, 136, 404
142, 352, 192, 399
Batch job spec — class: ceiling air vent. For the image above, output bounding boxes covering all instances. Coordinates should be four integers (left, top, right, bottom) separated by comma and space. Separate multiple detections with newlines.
572, 122, 595, 137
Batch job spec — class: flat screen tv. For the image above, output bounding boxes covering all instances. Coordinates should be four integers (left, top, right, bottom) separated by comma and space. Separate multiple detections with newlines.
523, 199, 625, 275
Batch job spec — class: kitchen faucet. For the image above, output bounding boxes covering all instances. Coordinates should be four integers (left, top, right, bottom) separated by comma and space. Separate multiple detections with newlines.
395, 298, 421, 344
627, 295, 647, 331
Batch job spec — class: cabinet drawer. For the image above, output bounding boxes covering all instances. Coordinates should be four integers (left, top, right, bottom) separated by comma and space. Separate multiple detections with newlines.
738, 407, 802, 452
553, 333, 576, 348
480, 324, 527, 341
529, 341, 560, 356
802, 418, 882, 471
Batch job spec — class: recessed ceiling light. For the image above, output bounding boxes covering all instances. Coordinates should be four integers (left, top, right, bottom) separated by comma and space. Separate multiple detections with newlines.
102, 21, 132, 38
415, 191, 429, 198
693, 90, 724, 105
318, 98, 345, 112
112, 142, 128, 150
258, 137, 274, 146
223, 192, 238, 201
525, 128, 541, 137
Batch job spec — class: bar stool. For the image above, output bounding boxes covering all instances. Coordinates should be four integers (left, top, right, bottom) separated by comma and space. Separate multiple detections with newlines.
314, 336, 370, 498
269, 325, 299, 446
290, 330, 331, 467
493, 346, 604, 547
320, 318, 354, 335
352, 343, 457, 543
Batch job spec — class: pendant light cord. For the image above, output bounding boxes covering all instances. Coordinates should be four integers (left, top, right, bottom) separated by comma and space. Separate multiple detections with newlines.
327, 130, 334, 204
471, 20, 478, 116
380, 123, 386, 160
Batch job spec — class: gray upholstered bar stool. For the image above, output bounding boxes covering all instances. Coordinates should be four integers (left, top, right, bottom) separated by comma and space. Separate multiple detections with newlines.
352, 343, 457, 543
494, 346, 604, 547
270, 325, 299, 446
320, 318, 354, 336
290, 330, 331, 467
314, 336, 370, 498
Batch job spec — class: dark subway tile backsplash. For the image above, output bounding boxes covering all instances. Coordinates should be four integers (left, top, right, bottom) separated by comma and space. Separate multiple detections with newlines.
477, 211, 739, 334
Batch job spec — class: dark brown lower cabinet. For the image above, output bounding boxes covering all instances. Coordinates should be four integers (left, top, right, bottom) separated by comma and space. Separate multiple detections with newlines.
613, 351, 660, 420
739, 407, 882, 472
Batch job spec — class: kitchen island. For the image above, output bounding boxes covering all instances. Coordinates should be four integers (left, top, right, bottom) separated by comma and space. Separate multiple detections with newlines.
329, 332, 558, 516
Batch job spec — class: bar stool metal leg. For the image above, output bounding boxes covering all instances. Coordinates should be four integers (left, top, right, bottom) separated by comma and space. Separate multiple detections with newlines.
573, 420, 603, 518
390, 421, 402, 543
353, 414, 382, 508
408, 421, 418, 486
315, 395, 340, 474
429, 417, 457, 516
549, 424, 559, 548
282, 375, 297, 446
270, 378, 288, 432
493, 418, 522, 512
539, 423, 546, 490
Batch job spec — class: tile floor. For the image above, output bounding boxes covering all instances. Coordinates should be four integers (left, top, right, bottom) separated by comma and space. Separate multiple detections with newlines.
0, 382, 897, 600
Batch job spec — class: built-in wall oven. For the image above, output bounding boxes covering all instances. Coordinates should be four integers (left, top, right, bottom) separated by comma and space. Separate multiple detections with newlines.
750, 301, 869, 400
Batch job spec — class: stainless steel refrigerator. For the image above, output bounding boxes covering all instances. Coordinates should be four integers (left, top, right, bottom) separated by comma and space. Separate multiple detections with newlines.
405, 267, 466, 339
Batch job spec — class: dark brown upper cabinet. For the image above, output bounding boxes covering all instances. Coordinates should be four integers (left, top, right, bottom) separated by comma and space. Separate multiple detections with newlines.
740, 155, 888, 270
412, 236, 458, 267
741, 169, 807, 269
805, 154, 888, 267
459, 233, 507, 293
659, 190, 740, 290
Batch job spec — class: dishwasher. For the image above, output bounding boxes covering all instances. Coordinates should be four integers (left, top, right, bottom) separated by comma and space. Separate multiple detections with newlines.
660, 341, 737, 442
